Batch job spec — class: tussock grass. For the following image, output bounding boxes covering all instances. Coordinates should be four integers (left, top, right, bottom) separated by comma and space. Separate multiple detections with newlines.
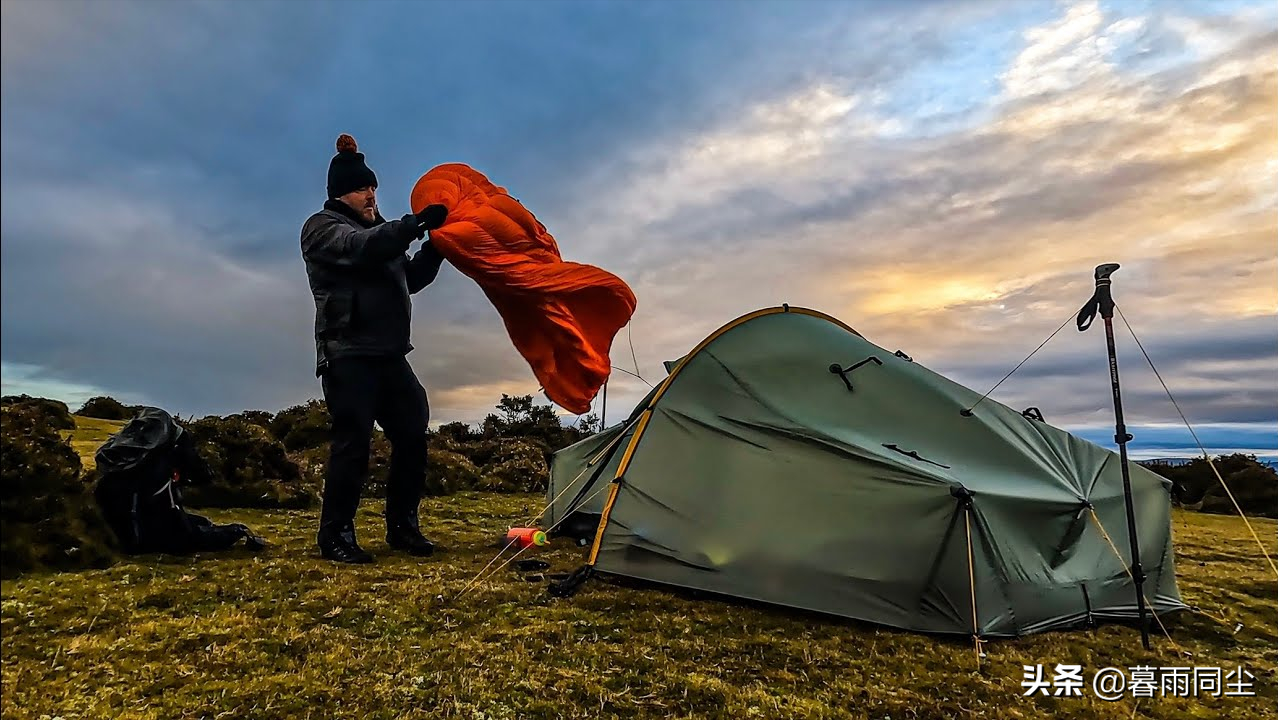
2, 492, 1274, 719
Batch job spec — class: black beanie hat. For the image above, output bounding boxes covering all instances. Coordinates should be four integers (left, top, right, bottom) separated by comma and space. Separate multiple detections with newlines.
327, 134, 378, 198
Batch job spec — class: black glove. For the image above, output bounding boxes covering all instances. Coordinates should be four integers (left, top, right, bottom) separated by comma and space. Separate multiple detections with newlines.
416, 204, 448, 231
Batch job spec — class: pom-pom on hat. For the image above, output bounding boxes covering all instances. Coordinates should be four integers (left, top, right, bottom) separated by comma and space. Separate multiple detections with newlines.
327, 133, 378, 198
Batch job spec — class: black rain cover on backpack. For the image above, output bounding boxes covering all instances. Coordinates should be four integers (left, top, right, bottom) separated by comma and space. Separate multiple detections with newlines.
95, 407, 185, 476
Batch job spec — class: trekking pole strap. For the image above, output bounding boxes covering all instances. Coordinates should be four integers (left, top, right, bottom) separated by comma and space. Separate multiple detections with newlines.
1077, 263, 1120, 331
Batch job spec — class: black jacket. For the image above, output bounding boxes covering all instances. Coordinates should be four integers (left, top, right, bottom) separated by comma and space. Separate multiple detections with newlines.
301, 199, 445, 374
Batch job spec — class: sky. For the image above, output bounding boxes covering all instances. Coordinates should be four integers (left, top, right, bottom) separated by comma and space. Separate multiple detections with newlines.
2, 0, 1275, 460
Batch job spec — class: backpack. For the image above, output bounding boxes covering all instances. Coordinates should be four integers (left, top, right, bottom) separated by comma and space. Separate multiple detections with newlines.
93, 408, 262, 554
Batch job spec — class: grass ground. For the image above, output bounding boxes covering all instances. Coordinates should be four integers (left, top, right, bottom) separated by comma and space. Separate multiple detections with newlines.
2, 497, 1274, 719
59, 415, 127, 471
2, 420, 1274, 719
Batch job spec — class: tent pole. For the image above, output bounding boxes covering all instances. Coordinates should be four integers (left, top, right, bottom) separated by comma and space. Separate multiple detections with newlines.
602, 378, 608, 429
1077, 263, 1150, 650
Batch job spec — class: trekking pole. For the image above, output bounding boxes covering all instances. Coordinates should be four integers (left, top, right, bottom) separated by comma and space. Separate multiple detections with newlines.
1076, 263, 1151, 650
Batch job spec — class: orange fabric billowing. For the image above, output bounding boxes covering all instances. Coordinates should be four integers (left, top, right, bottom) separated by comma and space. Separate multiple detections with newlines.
410, 163, 636, 414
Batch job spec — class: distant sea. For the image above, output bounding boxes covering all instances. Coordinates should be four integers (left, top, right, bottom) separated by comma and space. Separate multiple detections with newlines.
1066, 424, 1277, 469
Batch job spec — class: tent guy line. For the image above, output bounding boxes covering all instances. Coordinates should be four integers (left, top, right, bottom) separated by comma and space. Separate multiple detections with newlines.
1116, 306, 1278, 582
449, 412, 644, 603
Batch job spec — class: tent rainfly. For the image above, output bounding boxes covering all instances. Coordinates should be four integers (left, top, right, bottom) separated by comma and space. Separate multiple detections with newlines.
544, 305, 1187, 638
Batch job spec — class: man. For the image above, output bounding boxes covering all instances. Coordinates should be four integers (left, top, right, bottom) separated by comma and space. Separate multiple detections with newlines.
300, 133, 449, 564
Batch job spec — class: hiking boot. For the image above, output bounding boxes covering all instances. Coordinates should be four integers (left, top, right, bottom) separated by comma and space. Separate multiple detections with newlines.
318, 525, 373, 564
386, 523, 436, 557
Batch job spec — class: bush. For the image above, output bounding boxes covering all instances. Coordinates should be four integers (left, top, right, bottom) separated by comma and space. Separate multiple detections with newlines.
479, 438, 550, 493
289, 432, 479, 499
435, 421, 474, 446
1, 395, 75, 430
1, 406, 117, 578
363, 431, 394, 496
454, 438, 501, 468
226, 410, 274, 431
1141, 454, 1278, 519
76, 396, 138, 421
428, 448, 483, 495
476, 394, 600, 463
181, 416, 316, 509
260, 393, 600, 498
292, 446, 327, 497
269, 399, 329, 452
199, 392, 605, 504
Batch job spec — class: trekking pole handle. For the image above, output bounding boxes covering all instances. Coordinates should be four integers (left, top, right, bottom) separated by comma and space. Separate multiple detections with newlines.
1077, 263, 1120, 330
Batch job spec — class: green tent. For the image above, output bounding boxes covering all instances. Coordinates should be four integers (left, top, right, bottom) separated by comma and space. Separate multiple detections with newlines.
546, 305, 1186, 637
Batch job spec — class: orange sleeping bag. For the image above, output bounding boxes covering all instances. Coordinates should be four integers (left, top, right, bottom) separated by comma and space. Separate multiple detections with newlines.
410, 163, 636, 415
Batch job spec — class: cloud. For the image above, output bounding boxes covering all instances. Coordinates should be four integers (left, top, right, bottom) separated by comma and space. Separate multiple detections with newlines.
1, 0, 1274, 451
540, 1, 1278, 430
0, 361, 130, 410
999, 0, 1115, 100
0, 177, 317, 416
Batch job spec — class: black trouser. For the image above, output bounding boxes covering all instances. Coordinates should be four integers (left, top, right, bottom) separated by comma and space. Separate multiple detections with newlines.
319, 355, 429, 538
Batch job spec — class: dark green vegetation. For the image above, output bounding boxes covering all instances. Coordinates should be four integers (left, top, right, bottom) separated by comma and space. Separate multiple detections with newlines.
74, 395, 143, 421
1140, 455, 1278, 519
1, 394, 76, 430
1, 404, 118, 579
